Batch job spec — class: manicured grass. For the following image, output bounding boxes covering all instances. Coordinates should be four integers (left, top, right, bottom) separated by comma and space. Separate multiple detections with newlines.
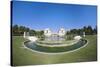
12, 35, 97, 66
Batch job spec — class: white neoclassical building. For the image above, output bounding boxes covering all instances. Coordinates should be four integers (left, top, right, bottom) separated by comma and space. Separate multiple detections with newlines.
44, 28, 66, 40
44, 28, 52, 37
58, 28, 66, 37
44, 28, 66, 37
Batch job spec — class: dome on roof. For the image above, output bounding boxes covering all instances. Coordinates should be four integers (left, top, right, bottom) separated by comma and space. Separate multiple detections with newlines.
44, 28, 52, 37
58, 28, 66, 36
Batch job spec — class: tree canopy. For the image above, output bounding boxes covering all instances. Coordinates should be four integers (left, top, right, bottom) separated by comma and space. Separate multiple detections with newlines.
12, 24, 97, 36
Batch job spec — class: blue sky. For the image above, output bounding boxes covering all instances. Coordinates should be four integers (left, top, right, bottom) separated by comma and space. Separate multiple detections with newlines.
12, 1, 97, 32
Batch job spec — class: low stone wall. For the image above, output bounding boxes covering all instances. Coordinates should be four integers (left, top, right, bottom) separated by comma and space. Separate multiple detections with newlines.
36, 40, 79, 47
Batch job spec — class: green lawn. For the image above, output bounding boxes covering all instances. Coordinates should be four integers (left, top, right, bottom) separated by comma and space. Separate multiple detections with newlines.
12, 35, 97, 66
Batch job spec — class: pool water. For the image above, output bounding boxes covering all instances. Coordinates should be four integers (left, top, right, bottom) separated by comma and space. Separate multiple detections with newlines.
24, 39, 87, 53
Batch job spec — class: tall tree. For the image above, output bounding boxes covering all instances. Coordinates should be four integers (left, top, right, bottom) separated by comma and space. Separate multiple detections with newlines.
29, 30, 36, 36
93, 25, 97, 34
87, 25, 93, 35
